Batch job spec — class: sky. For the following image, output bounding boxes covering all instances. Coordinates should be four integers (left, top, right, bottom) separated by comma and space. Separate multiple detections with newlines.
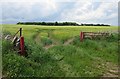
0, 0, 119, 26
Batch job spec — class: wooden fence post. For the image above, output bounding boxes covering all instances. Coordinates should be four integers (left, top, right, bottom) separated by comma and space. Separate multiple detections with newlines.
20, 28, 22, 37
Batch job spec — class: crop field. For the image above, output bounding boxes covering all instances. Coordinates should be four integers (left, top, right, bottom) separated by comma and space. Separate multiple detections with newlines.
1, 24, 119, 77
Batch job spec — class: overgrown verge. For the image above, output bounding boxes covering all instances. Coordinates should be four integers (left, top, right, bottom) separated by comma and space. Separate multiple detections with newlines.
2, 33, 118, 77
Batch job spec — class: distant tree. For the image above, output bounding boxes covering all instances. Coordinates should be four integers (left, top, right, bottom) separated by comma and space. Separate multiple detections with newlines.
55, 21, 58, 26
42, 22, 46, 25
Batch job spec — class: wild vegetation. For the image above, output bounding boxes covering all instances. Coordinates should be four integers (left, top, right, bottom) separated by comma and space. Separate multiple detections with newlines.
1, 24, 118, 77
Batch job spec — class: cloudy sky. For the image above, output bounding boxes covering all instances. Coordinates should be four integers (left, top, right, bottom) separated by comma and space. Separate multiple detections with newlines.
0, 0, 119, 26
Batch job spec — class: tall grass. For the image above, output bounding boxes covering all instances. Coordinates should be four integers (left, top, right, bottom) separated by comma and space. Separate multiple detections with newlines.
2, 24, 118, 77
72, 34, 118, 64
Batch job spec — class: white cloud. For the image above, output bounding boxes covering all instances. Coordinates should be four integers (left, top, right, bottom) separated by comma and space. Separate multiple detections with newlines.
107, 13, 117, 19
1, 0, 58, 22
93, 0, 119, 2
0, 0, 118, 25
1, 0, 119, 3
1, 0, 48, 3
60, 2, 118, 24
60, 2, 92, 20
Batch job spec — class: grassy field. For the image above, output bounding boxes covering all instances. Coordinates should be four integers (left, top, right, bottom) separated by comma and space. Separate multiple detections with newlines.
1, 24, 119, 77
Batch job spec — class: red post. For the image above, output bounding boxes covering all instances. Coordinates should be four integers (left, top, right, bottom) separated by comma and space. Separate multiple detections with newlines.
20, 36, 25, 56
80, 32, 84, 42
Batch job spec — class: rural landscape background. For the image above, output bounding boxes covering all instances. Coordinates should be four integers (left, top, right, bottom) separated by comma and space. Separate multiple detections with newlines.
0, 0, 119, 78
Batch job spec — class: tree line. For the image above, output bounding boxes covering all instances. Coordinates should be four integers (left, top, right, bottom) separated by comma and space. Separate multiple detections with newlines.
81, 23, 110, 26
17, 22, 110, 26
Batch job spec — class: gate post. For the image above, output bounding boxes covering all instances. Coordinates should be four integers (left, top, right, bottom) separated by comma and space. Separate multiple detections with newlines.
20, 36, 25, 56
80, 32, 84, 42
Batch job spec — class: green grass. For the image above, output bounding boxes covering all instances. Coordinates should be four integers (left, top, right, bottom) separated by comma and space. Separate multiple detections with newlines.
1, 24, 118, 77
1, 24, 117, 43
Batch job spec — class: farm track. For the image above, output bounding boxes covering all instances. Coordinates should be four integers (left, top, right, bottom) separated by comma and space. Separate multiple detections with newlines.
44, 37, 75, 49
33, 32, 119, 77
58, 60, 80, 77
49, 51, 80, 77
63, 38, 74, 45
102, 62, 119, 77
33, 30, 59, 49
44, 33, 59, 49
44, 44, 55, 49
93, 57, 119, 77
34, 32, 41, 43
76, 48, 119, 77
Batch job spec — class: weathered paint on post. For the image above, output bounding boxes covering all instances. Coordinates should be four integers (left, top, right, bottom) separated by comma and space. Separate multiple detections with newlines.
20, 36, 25, 55
80, 32, 84, 42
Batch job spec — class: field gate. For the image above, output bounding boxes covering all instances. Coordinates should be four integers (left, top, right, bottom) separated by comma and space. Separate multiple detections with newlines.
80, 32, 109, 41
13, 28, 25, 56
